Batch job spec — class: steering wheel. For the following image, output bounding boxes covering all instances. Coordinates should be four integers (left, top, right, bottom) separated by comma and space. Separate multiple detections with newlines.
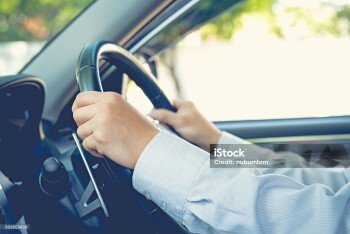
76, 40, 177, 112
75, 40, 186, 233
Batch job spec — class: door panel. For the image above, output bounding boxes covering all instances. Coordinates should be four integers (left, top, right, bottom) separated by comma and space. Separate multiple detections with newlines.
216, 116, 350, 165
215, 116, 350, 144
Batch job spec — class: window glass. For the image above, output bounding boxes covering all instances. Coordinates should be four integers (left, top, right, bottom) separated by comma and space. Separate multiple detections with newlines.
0, 0, 94, 76
152, 0, 350, 121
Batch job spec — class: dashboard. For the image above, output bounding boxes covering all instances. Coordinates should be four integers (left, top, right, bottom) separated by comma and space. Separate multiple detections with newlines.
0, 74, 185, 234
0, 74, 45, 182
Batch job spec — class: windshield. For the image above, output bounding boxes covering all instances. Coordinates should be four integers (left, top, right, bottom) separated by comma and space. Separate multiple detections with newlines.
131, 0, 350, 121
0, 0, 94, 76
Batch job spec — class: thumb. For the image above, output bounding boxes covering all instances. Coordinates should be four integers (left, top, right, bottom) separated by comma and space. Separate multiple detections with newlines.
173, 99, 186, 109
149, 109, 177, 126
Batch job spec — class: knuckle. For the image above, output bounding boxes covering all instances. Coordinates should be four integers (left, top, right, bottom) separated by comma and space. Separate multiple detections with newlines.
77, 126, 87, 139
76, 93, 85, 105
72, 110, 79, 121
77, 127, 83, 138
105, 92, 121, 102
99, 103, 113, 114
93, 129, 106, 144
82, 139, 90, 150
96, 146, 105, 156
95, 114, 110, 126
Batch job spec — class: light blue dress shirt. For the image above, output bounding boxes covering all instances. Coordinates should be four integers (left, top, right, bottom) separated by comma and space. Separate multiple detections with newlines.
133, 131, 350, 233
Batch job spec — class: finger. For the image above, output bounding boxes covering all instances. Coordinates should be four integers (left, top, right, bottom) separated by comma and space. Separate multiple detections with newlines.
77, 120, 94, 140
173, 99, 186, 109
82, 135, 104, 158
149, 109, 177, 126
72, 91, 104, 112
73, 104, 98, 126
173, 99, 193, 109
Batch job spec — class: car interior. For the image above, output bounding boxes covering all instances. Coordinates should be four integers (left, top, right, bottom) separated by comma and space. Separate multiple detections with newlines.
0, 0, 350, 233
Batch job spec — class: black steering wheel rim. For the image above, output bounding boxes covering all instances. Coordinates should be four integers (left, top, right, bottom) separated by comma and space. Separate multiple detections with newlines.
76, 40, 177, 112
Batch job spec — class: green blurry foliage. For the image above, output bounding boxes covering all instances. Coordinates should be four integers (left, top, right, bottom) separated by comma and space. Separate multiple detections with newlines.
0, 0, 92, 41
1, 0, 350, 42
201, 0, 350, 40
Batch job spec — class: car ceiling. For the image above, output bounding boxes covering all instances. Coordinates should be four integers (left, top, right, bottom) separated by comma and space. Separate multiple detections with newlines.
20, 0, 173, 123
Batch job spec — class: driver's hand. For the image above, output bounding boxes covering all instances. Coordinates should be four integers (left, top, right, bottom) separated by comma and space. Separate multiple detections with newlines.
149, 100, 221, 152
72, 91, 159, 169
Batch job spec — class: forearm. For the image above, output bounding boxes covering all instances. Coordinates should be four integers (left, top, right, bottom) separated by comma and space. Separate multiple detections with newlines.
132, 131, 350, 233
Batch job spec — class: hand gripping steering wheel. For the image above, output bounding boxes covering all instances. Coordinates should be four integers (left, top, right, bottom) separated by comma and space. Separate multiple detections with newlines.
75, 40, 186, 233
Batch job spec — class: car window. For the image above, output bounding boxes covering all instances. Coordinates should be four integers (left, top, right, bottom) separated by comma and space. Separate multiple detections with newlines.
0, 0, 94, 76
146, 0, 350, 122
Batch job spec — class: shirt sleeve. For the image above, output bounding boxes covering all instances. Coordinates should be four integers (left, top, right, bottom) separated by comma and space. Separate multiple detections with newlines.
219, 132, 350, 190
133, 130, 350, 233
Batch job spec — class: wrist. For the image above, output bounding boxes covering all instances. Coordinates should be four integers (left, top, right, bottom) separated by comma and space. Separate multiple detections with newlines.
211, 128, 222, 144
197, 127, 221, 152
132, 125, 159, 168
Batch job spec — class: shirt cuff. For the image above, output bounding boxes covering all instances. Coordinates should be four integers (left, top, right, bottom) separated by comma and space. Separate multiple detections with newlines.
132, 130, 208, 221
218, 131, 251, 144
